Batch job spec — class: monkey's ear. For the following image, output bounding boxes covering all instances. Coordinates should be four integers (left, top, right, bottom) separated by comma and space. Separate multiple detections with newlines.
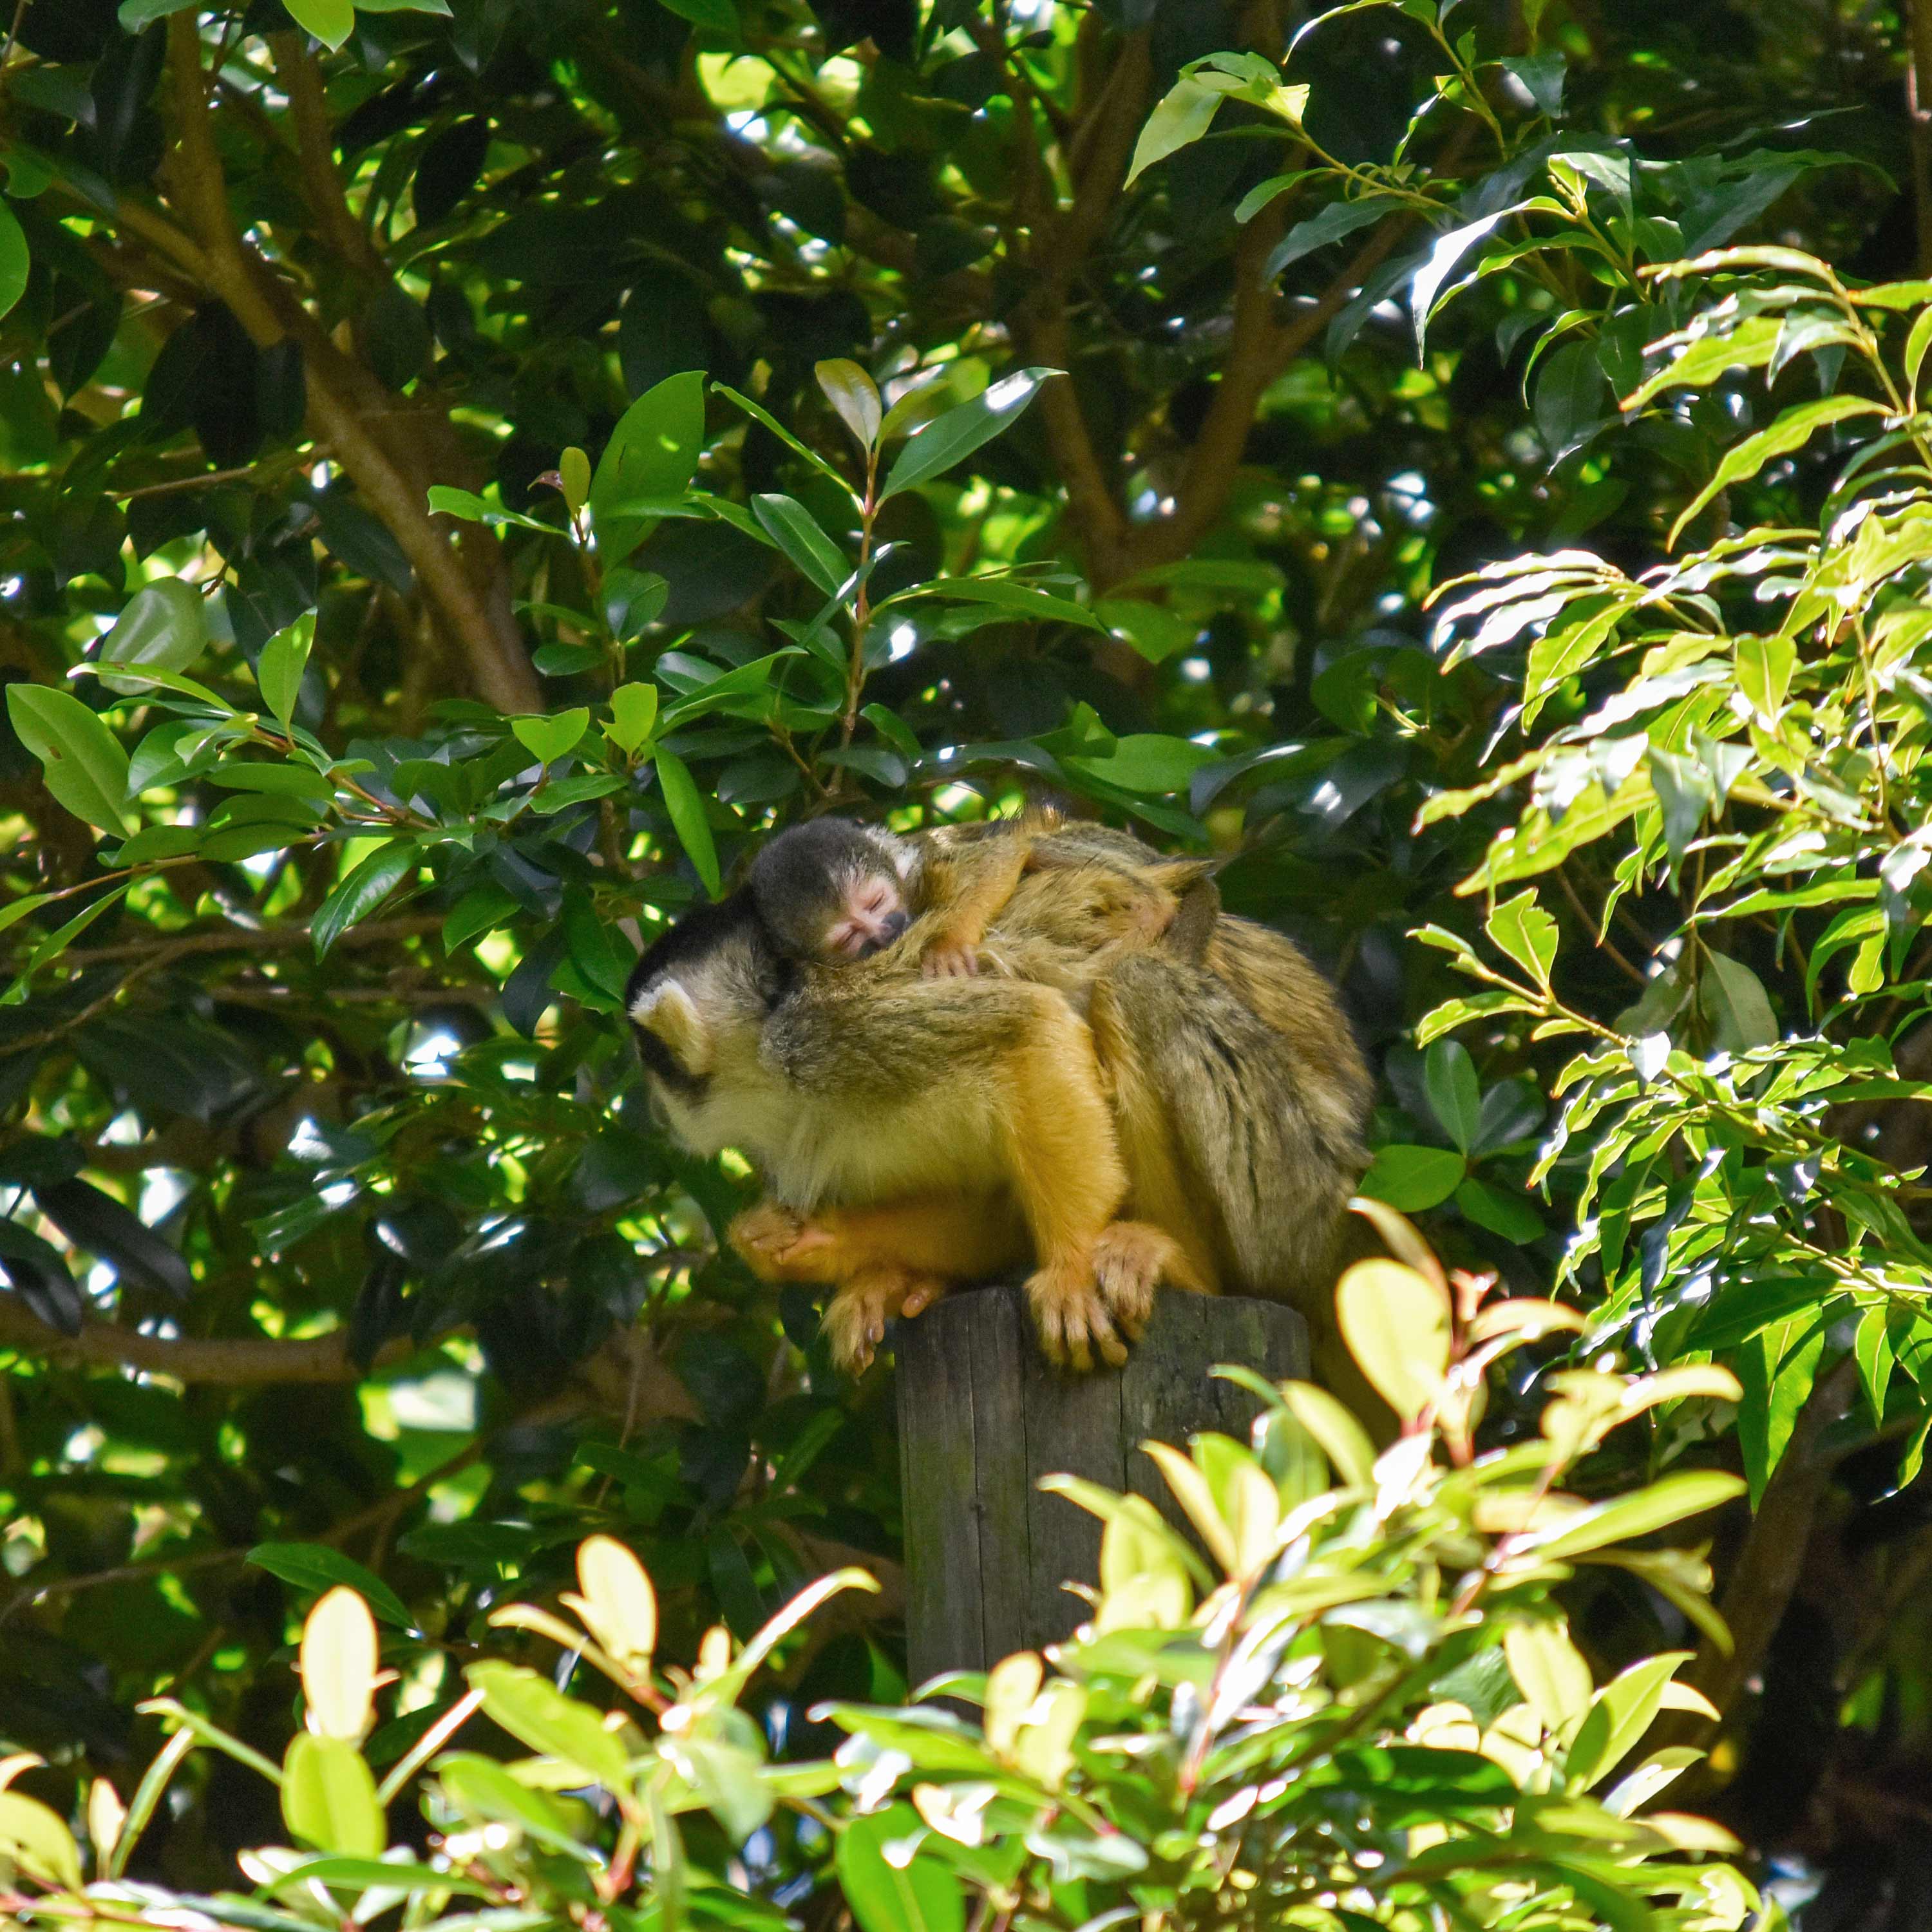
629, 977, 714, 1077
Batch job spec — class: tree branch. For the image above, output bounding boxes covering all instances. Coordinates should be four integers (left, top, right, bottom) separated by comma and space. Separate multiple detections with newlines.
158, 19, 540, 714
1681, 1354, 1861, 1727
1121, 217, 1412, 580
0, 1296, 696, 1425
1012, 33, 1151, 589
1908, 0, 1932, 275
273, 33, 389, 283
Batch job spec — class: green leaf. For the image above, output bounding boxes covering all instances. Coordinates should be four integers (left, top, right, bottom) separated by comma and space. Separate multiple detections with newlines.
1737, 1316, 1825, 1504
0, 891, 54, 937
1565, 1651, 1693, 1792
1668, 395, 1884, 545
605, 681, 660, 755
655, 749, 721, 897
563, 887, 632, 1003
1335, 1257, 1453, 1422
1413, 205, 1534, 355
816, 358, 881, 450
1066, 732, 1215, 795
1455, 1177, 1545, 1243
1504, 1620, 1594, 1741
281, 1733, 384, 1858
1735, 630, 1794, 717
752, 493, 848, 597
6, 685, 131, 835
1486, 889, 1558, 990
466, 1660, 632, 1789
0, 1792, 84, 1891
443, 884, 518, 952
1094, 596, 1197, 662
659, 0, 737, 30
882, 369, 1059, 500
511, 708, 589, 766
247, 1542, 413, 1629
1126, 74, 1226, 185
272, 1855, 490, 1897
714, 384, 856, 495
835, 1803, 966, 1932
1424, 1039, 1482, 1151
558, 446, 591, 516
1907, 305, 1932, 402
437, 1755, 579, 1846
117, 0, 200, 24
1700, 951, 1779, 1052
98, 581, 209, 690
0, 198, 26, 326
589, 370, 706, 561
3, 884, 131, 1001
283, 0, 356, 50
909, 575, 1105, 631
1855, 1304, 1893, 1426
1357, 1143, 1466, 1212
1622, 314, 1783, 410
1265, 194, 1402, 278
1535, 1471, 1747, 1559
257, 614, 315, 732
313, 841, 419, 958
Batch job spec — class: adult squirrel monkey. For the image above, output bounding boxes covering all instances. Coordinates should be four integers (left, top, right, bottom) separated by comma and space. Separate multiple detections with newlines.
628, 817, 1206, 1371
628, 813, 1367, 1372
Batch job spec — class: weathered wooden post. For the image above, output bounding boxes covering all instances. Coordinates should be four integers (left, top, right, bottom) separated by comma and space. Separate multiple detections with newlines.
895, 1285, 1309, 1684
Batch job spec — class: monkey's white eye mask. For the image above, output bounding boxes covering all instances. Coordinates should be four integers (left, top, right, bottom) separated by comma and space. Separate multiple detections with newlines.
629, 977, 714, 1078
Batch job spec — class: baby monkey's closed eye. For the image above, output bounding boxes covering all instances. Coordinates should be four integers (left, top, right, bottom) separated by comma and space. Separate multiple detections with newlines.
826, 874, 909, 957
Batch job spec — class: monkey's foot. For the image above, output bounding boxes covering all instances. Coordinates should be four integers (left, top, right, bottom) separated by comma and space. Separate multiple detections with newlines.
1092, 1220, 1202, 1338
729, 1202, 840, 1283
1026, 1257, 1133, 1373
823, 1267, 947, 1374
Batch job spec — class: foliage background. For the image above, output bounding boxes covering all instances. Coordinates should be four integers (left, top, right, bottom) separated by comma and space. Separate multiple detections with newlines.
3, 0, 1932, 1915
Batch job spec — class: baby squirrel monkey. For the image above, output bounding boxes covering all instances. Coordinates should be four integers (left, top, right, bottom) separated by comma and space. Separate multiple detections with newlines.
744, 814, 1191, 983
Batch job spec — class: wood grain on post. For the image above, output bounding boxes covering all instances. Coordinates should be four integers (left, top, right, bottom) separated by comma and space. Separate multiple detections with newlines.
895, 1284, 1309, 1687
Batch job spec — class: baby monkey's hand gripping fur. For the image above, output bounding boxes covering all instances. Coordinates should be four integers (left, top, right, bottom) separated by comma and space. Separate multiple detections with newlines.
627, 875, 1198, 1374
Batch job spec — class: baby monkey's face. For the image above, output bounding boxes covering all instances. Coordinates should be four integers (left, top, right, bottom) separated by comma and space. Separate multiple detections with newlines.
748, 819, 917, 964
824, 867, 908, 958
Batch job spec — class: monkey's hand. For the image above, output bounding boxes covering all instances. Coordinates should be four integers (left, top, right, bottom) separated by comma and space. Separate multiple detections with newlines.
729, 1201, 842, 1283
824, 1267, 947, 1374
919, 927, 980, 978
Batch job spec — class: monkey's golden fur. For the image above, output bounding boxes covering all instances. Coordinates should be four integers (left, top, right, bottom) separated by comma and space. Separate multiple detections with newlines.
715, 811, 1370, 1370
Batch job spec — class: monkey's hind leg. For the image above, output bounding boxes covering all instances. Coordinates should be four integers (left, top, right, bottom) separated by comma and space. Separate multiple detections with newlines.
730, 1192, 1025, 1284
994, 987, 1157, 1372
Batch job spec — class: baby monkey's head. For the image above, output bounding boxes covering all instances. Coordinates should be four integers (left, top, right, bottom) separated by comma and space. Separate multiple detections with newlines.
749, 818, 917, 961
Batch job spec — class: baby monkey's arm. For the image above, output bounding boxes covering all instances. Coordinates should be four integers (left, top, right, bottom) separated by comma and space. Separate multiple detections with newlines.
910, 830, 1036, 978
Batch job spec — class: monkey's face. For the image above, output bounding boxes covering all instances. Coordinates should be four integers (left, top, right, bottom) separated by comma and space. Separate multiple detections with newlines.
748, 819, 916, 963
822, 868, 908, 958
